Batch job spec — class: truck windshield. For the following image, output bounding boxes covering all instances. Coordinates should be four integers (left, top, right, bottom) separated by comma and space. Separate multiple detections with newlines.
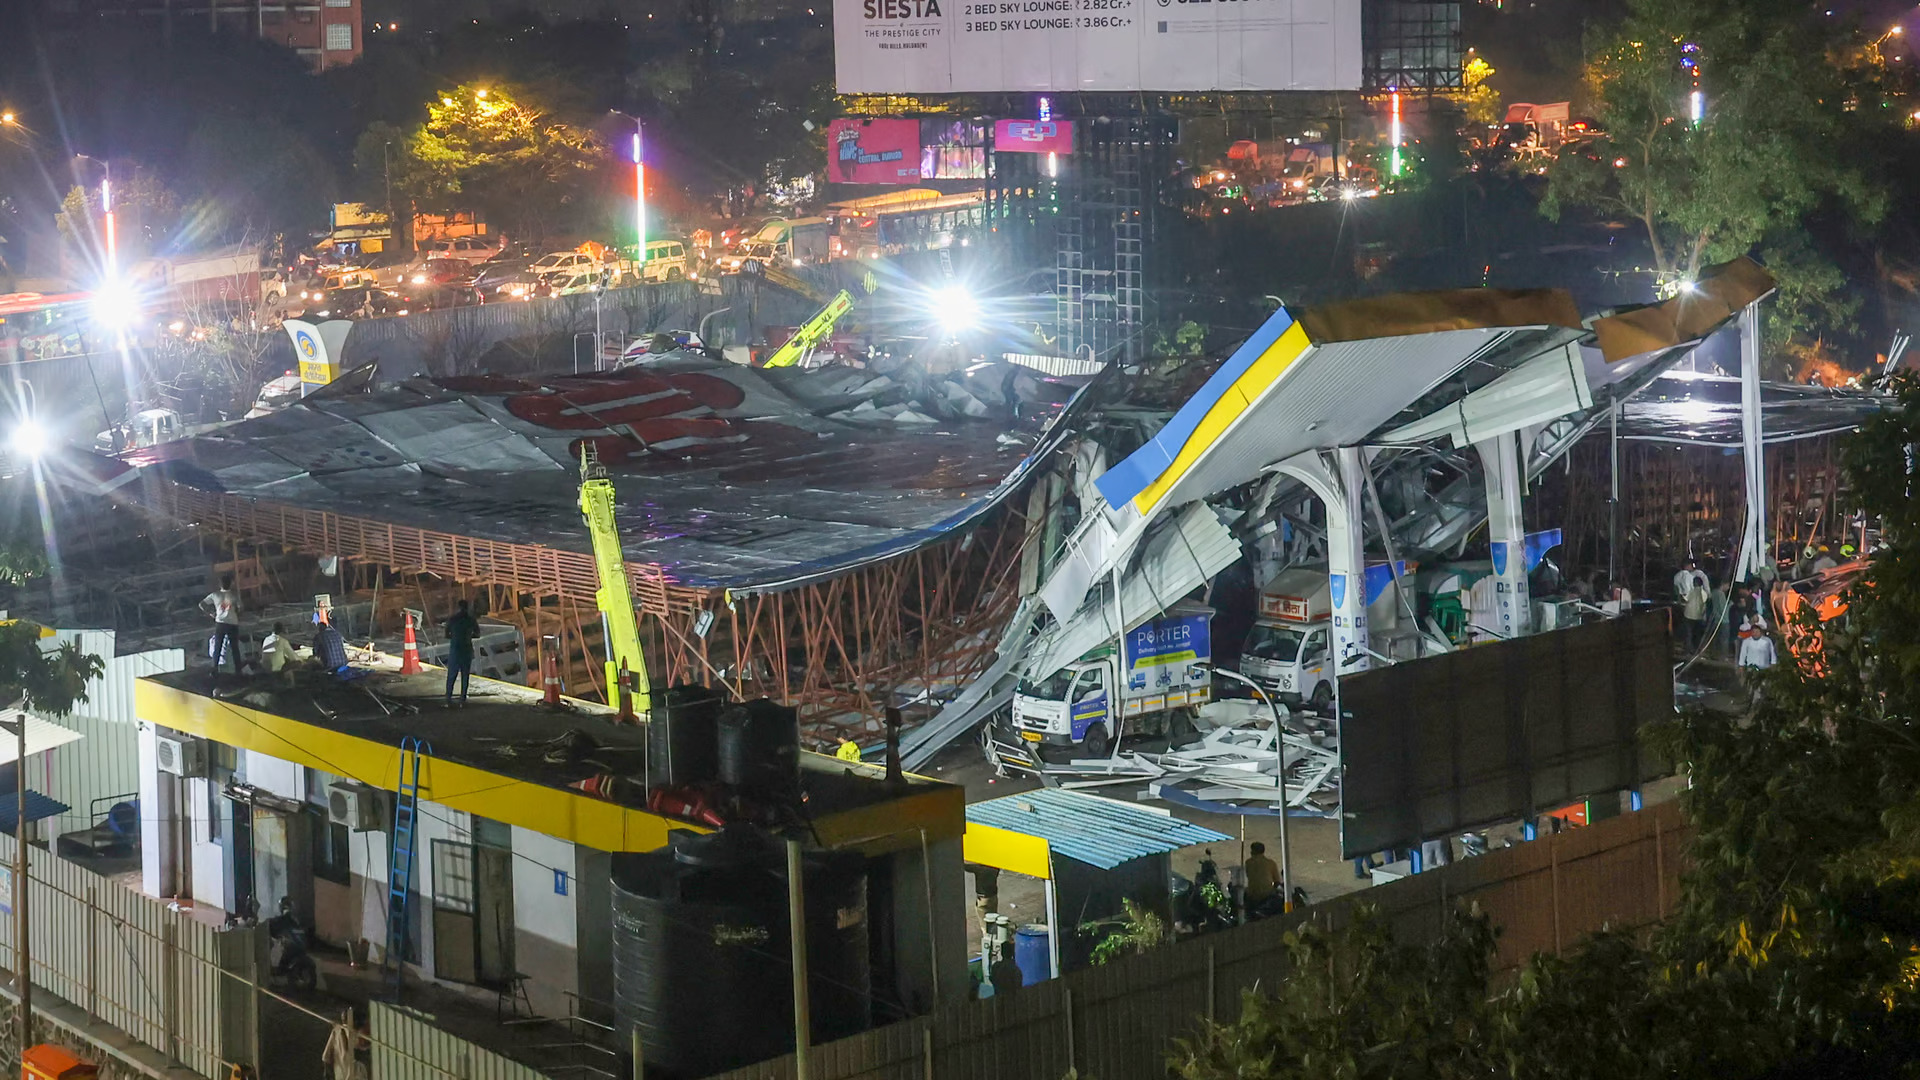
1244, 625, 1306, 662
1016, 670, 1076, 700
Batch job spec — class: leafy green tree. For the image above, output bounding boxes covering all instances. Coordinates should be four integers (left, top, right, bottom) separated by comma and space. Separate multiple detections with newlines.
379, 83, 607, 243
0, 621, 102, 719
1461, 56, 1501, 129
1542, 0, 1887, 337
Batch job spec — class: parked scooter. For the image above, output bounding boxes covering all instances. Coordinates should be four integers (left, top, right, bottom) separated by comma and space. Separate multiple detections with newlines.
266, 897, 318, 991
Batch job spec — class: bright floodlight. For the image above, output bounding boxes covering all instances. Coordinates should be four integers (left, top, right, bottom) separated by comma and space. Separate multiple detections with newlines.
10, 418, 46, 461
933, 284, 979, 333
91, 277, 138, 329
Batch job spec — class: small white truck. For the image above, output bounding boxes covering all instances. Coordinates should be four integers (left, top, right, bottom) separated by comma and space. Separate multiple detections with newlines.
999, 605, 1213, 764
1236, 562, 1414, 708
1238, 567, 1338, 709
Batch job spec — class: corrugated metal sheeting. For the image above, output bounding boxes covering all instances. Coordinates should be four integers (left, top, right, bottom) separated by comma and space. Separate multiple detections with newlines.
965, 789, 1228, 869
0, 830, 226, 1077
371, 1001, 554, 1080
42, 631, 185, 840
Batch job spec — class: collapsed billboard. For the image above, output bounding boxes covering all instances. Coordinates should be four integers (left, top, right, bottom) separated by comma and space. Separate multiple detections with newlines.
834, 0, 1361, 93
1338, 610, 1674, 859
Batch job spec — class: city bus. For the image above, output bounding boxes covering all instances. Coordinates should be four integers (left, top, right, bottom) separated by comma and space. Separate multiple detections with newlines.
826, 189, 988, 259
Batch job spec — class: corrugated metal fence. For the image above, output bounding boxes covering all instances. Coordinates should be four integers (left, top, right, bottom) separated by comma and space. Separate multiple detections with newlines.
371, 1002, 553, 1080
0, 831, 226, 1077
707, 800, 1689, 1080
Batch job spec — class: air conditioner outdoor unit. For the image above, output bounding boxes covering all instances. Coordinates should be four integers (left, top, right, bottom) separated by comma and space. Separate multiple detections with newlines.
328, 781, 386, 832
154, 733, 207, 778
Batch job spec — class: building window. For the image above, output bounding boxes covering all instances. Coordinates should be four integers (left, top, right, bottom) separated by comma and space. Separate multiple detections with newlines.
324, 0, 351, 5
325, 22, 352, 49
310, 810, 351, 886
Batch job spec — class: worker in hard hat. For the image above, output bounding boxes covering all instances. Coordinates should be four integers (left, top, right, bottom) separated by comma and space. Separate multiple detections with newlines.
1840, 543, 1857, 560
836, 739, 862, 763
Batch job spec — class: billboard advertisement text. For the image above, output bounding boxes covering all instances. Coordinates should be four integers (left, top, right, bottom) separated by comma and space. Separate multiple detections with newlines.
834, 0, 1361, 93
828, 118, 924, 184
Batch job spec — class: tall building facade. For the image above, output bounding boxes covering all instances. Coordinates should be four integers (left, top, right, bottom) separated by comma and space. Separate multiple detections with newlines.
47, 0, 364, 71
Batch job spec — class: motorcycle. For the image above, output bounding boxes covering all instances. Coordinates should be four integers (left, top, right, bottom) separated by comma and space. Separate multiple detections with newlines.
265, 898, 318, 991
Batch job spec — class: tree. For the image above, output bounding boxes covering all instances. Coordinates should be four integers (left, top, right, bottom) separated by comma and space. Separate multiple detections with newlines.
0, 623, 102, 720
1461, 55, 1501, 129
1542, 0, 1887, 336
387, 83, 607, 243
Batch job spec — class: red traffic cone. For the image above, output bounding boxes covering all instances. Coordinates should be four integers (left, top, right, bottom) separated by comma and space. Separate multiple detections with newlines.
542, 635, 562, 705
399, 611, 423, 675
616, 664, 634, 724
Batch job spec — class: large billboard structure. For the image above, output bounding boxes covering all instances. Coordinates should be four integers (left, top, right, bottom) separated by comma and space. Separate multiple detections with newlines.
833, 0, 1361, 93
1338, 610, 1674, 859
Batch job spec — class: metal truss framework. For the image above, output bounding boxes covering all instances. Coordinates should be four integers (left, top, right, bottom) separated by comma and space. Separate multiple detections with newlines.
1532, 432, 1856, 596
139, 477, 1038, 739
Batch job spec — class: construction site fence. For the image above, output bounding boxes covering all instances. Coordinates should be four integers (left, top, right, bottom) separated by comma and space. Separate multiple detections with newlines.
334, 273, 825, 380
0, 830, 592, 1080
705, 798, 1690, 1080
0, 830, 226, 1078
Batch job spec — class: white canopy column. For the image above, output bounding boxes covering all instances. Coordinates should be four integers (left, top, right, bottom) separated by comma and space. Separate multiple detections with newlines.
1474, 429, 1532, 638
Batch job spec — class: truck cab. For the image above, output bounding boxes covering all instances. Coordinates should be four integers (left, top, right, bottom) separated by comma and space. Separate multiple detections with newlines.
1237, 566, 1335, 707
1003, 606, 1212, 766
1240, 620, 1333, 708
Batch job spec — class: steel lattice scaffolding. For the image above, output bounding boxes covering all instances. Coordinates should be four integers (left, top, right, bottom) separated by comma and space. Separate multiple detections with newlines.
1363, 0, 1464, 93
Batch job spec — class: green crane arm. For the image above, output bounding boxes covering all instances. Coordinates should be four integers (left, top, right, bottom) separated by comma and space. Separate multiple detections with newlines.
578, 446, 649, 716
762, 289, 855, 369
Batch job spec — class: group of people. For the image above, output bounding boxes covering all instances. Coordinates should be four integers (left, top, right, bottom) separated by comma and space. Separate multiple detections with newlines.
200, 577, 484, 706
1670, 560, 1778, 679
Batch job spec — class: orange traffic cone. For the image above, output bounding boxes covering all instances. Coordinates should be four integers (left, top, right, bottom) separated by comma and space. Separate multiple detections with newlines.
399, 611, 422, 675
616, 664, 634, 723
542, 635, 562, 705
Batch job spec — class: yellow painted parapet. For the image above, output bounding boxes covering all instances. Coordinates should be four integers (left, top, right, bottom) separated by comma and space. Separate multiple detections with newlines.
133, 677, 965, 855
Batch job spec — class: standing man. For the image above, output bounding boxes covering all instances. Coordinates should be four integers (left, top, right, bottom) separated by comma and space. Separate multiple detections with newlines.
1243, 841, 1280, 916
1673, 560, 1709, 652
200, 576, 242, 676
1737, 621, 1778, 702
443, 600, 480, 708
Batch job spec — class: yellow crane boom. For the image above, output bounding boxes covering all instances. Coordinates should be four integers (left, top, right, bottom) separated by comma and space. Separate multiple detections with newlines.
578, 445, 649, 717
763, 289, 855, 369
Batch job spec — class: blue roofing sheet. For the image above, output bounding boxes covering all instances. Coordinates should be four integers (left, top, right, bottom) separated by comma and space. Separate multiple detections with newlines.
0, 791, 70, 833
966, 787, 1230, 870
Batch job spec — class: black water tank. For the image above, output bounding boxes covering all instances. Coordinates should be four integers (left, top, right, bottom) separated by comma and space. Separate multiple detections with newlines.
647, 683, 722, 787
611, 828, 871, 1078
717, 699, 801, 800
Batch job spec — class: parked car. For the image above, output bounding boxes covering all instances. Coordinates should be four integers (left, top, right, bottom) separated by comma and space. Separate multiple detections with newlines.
490, 270, 549, 300
416, 235, 505, 263
403, 259, 479, 288
528, 250, 598, 276
310, 287, 404, 320
636, 240, 692, 283
472, 257, 534, 293
545, 269, 607, 297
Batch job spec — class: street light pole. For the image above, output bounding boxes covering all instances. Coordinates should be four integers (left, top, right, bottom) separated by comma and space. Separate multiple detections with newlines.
1, 713, 30, 1058
1207, 666, 1292, 910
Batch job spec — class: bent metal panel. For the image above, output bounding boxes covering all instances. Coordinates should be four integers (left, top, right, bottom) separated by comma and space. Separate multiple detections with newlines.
1338, 609, 1675, 860
833, 0, 1361, 92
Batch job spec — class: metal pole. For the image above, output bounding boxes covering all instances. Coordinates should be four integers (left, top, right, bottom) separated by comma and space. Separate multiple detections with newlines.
1212, 668, 1291, 907
630, 1025, 644, 1080
1043, 860, 1061, 980
1738, 300, 1768, 581
1608, 401, 1620, 585
916, 829, 939, 1007
14, 715, 29, 1058
786, 839, 811, 1080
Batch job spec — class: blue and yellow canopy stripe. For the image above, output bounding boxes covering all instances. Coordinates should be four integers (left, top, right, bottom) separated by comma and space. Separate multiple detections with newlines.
1094, 307, 1313, 516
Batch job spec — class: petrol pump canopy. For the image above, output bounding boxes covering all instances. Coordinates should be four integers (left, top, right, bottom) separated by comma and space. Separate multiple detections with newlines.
1095, 289, 1587, 519
964, 787, 1229, 877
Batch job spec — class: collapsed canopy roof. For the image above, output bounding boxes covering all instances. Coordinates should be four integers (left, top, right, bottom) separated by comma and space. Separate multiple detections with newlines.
132, 357, 1049, 591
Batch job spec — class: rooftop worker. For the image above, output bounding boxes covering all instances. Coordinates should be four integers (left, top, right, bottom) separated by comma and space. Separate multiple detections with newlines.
262, 622, 296, 684
200, 576, 242, 677
443, 600, 480, 708
1243, 840, 1280, 914
312, 609, 349, 675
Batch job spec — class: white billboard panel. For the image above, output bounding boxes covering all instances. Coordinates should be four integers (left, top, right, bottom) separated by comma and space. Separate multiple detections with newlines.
835, 0, 1360, 93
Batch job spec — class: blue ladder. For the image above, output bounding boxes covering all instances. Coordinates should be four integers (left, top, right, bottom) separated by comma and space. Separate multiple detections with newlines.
384, 736, 432, 987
